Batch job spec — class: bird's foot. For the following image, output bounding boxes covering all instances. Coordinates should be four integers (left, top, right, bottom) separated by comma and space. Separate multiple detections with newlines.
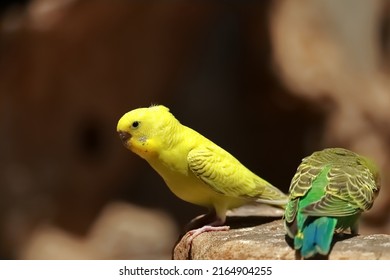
173, 225, 230, 260
185, 225, 230, 247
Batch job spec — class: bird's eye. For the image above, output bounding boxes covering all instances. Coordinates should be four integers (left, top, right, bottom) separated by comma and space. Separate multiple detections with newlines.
131, 121, 140, 128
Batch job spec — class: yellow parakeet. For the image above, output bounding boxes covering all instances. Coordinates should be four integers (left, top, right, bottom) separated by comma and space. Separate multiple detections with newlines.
117, 105, 287, 235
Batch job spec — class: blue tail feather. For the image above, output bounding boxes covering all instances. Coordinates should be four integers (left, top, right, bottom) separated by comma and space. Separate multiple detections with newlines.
298, 217, 337, 259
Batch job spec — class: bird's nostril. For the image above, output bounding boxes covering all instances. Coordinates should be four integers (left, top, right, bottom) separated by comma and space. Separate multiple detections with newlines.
118, 131, 130, 142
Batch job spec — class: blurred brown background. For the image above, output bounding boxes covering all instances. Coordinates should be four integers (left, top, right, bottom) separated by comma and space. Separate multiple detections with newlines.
0, 0, 389, 259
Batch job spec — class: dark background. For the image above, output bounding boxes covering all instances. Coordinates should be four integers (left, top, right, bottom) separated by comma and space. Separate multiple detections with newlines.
0, 0, 389, 259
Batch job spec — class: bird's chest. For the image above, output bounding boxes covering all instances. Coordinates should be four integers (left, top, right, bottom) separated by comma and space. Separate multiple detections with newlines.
147, 152, 216, 207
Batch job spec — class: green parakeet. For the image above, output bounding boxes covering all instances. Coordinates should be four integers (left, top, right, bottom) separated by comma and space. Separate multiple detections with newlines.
284, 148, 381, 259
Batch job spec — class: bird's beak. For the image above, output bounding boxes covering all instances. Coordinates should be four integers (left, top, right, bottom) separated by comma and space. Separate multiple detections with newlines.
118, 130, 131, 145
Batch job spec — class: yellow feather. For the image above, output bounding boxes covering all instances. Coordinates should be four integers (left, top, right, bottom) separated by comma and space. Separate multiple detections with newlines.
117, 105, 287, 224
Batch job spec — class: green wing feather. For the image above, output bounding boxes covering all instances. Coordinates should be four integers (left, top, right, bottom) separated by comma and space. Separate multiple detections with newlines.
286, 148, 379, 222
284, 154, 325, 223
187, 146, 287, 203
302, 163, 378, 216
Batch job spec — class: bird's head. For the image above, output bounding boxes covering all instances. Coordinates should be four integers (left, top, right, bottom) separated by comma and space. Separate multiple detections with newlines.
117, 105, 177, 158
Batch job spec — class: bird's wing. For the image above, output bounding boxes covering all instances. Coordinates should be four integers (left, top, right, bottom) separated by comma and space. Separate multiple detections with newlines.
284, 155, 324, 223
288, 155, 325, 199
284, 199, 299, 224
187, 146, 262, 198
302, 164, 378, 217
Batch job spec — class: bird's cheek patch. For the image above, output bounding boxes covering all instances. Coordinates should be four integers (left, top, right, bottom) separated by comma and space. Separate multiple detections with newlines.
139, 136, 147, 143
129, 138, 154, 159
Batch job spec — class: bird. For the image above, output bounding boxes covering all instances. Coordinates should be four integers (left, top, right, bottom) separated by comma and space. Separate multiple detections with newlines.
284, 147, 381, 259
117, 104, 288, 238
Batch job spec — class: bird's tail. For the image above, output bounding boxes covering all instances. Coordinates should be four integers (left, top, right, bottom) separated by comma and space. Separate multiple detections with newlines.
295, 216, 337, 259
254, 182, 289, 208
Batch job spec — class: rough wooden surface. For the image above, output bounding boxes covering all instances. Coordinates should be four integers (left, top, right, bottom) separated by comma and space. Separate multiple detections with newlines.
174, 218, 390, 260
